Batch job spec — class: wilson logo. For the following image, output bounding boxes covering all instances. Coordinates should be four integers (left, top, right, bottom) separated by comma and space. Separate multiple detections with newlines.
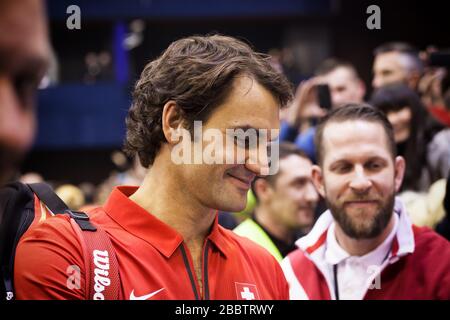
93, 250, 111, 300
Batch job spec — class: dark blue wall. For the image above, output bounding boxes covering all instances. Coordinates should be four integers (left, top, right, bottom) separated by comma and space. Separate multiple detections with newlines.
35, 84, 130, 148
47, 0, 334, 20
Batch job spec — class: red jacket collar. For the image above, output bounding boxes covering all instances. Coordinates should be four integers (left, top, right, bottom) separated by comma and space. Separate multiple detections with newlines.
103, 186, 230, 258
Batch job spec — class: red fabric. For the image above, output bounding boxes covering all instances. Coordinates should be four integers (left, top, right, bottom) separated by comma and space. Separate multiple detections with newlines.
289, 250, 331, 300
14, 186, 288, 300
305, 231, 327, 255
428, 106, 450, 127
365, 226, 450, 300
286, 226, 450, 300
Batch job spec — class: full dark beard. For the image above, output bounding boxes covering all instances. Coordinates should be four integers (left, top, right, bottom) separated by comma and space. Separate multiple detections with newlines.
0, 144, 24, 186
326, 193, 395, 239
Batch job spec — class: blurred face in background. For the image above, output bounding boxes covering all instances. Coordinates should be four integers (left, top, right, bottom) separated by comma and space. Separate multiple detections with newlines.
320, 66, 366, 108
372, 52, 410, 89
385, 106, 412, 143
259, 154, 319, 230
0, 0, 49, 184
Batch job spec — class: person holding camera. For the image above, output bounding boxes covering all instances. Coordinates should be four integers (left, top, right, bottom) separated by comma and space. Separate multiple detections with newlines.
279, 58, 366, 163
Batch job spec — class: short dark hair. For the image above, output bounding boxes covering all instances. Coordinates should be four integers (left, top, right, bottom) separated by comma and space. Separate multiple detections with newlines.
315, 103, 397, 166
373, 42, 418, 56
373, 42, 423, 75
124, 34, 293, 168
251, 142, 310, 200
314, 58, 360, 79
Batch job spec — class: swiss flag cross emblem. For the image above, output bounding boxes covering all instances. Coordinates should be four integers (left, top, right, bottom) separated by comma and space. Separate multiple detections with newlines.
235, 282, 260, 300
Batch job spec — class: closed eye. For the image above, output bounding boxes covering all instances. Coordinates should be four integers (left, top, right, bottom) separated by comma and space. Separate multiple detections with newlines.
365, 160, 385, 171
330, 162, 353, 174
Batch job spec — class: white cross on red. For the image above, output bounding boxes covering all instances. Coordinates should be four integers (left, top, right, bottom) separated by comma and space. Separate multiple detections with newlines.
240, 287, 255, 300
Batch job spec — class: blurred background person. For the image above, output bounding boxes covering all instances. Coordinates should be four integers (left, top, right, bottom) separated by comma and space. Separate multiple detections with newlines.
55, 183, 85, 210
0, 0, 50, 185
280, 59, 366, 163
95, 151, 146, 204
372, 42, 424, 91
419, 67, 450, 125
418, 52, 450, 182
371, 83, 449, 228
19, 171, 44, 185
370, 83, 443, 192
234, 143, 319, 261
435, 170, 450, 240
315, 58, 366, 108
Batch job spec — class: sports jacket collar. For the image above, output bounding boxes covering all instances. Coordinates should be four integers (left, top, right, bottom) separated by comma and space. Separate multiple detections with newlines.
103, 186, 230, 258
296, 197, 416, 264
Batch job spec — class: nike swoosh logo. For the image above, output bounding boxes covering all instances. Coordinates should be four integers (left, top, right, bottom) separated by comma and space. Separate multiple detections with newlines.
129, 288, 165, 300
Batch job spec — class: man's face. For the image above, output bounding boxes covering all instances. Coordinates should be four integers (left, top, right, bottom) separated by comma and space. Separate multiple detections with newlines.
321, 67, 365, 108
0, 0, 49, 184
266, 155, 318, 230
312, 120, 405, 239
372, 52, 409, 89
176, 76, 280, 212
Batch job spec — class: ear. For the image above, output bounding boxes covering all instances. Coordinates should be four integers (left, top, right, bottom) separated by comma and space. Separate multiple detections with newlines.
311, 164, 326, 198
393, 156, 406, 192
253, 179, 273, 203
357, 79, 367, 100
162, 101, 185, 145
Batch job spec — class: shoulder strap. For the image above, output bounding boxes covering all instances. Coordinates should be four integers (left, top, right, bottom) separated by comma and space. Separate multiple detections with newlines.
28, 183, 68, 214
28, 183, 120, 300
70, 217, 120, 300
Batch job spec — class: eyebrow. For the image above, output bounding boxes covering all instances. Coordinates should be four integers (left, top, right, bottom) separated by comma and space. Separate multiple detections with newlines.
329, 156, 388, 167
228, 125, 281, 142
291, 175, 310, 182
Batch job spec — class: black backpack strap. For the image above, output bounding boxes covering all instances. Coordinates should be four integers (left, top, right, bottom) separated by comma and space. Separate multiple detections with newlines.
27, 183, 69, 214
27, 183, 96, 231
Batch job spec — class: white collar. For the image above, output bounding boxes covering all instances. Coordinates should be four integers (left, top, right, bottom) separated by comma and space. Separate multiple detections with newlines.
296, 197, 415, 263
324, 213, 399, 267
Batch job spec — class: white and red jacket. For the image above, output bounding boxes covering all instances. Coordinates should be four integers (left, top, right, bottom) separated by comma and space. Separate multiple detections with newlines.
281, 197, 450, 300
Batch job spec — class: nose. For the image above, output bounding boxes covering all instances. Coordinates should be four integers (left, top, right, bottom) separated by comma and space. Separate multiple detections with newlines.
387, 113, 400, 127
244, 145, 271, 176
0, 76, 35, 151
349, 166, 372, 194
245, 154, 270, 176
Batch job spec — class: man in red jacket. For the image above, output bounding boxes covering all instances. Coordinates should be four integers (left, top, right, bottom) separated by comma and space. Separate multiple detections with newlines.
15, 35, 292, 299
282, 104, 450, 300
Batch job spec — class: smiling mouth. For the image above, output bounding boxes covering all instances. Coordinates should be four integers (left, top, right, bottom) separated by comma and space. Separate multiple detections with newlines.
226, 173, 253, 190
344, 200, 378, 207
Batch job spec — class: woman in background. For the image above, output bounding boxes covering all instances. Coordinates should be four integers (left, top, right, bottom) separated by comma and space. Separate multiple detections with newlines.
370, 83, 443, 192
